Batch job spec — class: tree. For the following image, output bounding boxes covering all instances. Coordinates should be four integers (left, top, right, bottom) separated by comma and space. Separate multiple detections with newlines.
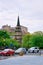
0, 30, 10, 49
0, 30, 10, 39
29, 31, 43, 49
0, 30, 20, 49
22, 33, 31, 48
3, 38, 20, 49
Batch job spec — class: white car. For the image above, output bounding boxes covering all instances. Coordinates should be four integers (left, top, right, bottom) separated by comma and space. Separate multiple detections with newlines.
15, 48, 26, 54
28, 47, 39, 53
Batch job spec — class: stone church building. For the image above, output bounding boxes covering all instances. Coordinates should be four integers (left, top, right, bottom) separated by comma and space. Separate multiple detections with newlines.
1, 16, 28, 43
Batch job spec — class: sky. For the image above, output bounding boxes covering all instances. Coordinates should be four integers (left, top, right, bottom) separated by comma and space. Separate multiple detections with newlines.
0, 0, 43, 33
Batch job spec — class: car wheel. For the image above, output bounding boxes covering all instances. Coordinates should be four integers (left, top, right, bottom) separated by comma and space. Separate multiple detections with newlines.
19, 52, 24, 56
32, 50, 34, 53
37, 50, 39, 53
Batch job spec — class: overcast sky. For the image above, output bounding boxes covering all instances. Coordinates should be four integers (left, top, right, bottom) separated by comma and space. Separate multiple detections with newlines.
0, 0, 43, 33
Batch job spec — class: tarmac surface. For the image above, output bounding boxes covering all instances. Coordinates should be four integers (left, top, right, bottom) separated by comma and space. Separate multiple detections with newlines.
0, 55, 43, 65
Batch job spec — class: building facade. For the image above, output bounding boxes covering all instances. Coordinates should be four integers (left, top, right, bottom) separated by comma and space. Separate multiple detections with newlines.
0, 16, 28, 43
14, 16, 22, 43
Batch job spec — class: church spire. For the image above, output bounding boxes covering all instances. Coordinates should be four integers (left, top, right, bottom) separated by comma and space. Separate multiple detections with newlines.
17, 16, 20, 26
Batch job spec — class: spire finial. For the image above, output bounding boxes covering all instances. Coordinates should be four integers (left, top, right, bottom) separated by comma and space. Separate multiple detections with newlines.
17, 16, 20, 26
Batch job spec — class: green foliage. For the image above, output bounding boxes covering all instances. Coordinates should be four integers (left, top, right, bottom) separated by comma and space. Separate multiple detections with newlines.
4, 38, 20, 49
29, 32, 43, 49
0, 30, 43, 49
0, 30, 10, 39
22, 33, 31, 48
0, 30, 20, 49
22, 31, 43, 49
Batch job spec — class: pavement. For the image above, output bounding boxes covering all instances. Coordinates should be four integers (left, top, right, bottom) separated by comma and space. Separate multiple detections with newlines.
0, 55, 43, 65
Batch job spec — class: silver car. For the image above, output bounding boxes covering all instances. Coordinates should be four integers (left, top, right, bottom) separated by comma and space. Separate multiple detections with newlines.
15, 48, 26, 54
28, 47, 39, 53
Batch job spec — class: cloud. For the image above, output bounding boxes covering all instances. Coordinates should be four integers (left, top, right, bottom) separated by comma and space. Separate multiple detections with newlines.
0, 0, 43, 32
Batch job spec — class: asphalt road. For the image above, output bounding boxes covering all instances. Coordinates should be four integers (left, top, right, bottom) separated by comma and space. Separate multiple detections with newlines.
0, 55, 43, 65
0, 50, 43, 60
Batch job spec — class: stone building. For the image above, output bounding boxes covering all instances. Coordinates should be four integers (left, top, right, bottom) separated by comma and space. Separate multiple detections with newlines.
0, 16, 28, 43
15, 16, 22, 43
2, 25, 15, 33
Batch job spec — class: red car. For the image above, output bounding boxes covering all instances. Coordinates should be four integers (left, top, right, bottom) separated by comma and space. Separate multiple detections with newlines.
0, 49, 15, 56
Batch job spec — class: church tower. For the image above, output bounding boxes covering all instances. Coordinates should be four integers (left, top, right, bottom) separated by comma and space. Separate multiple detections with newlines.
15, 16, 22, 43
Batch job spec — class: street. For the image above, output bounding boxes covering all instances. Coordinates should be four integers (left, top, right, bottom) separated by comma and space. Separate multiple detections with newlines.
0, 50, 43, 60
0, 55, 43, 65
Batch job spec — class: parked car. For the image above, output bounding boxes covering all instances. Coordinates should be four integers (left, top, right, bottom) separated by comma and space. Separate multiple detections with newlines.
28, 47, 39, 53
0, 49, 15, 56
15, 48, 26, 54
